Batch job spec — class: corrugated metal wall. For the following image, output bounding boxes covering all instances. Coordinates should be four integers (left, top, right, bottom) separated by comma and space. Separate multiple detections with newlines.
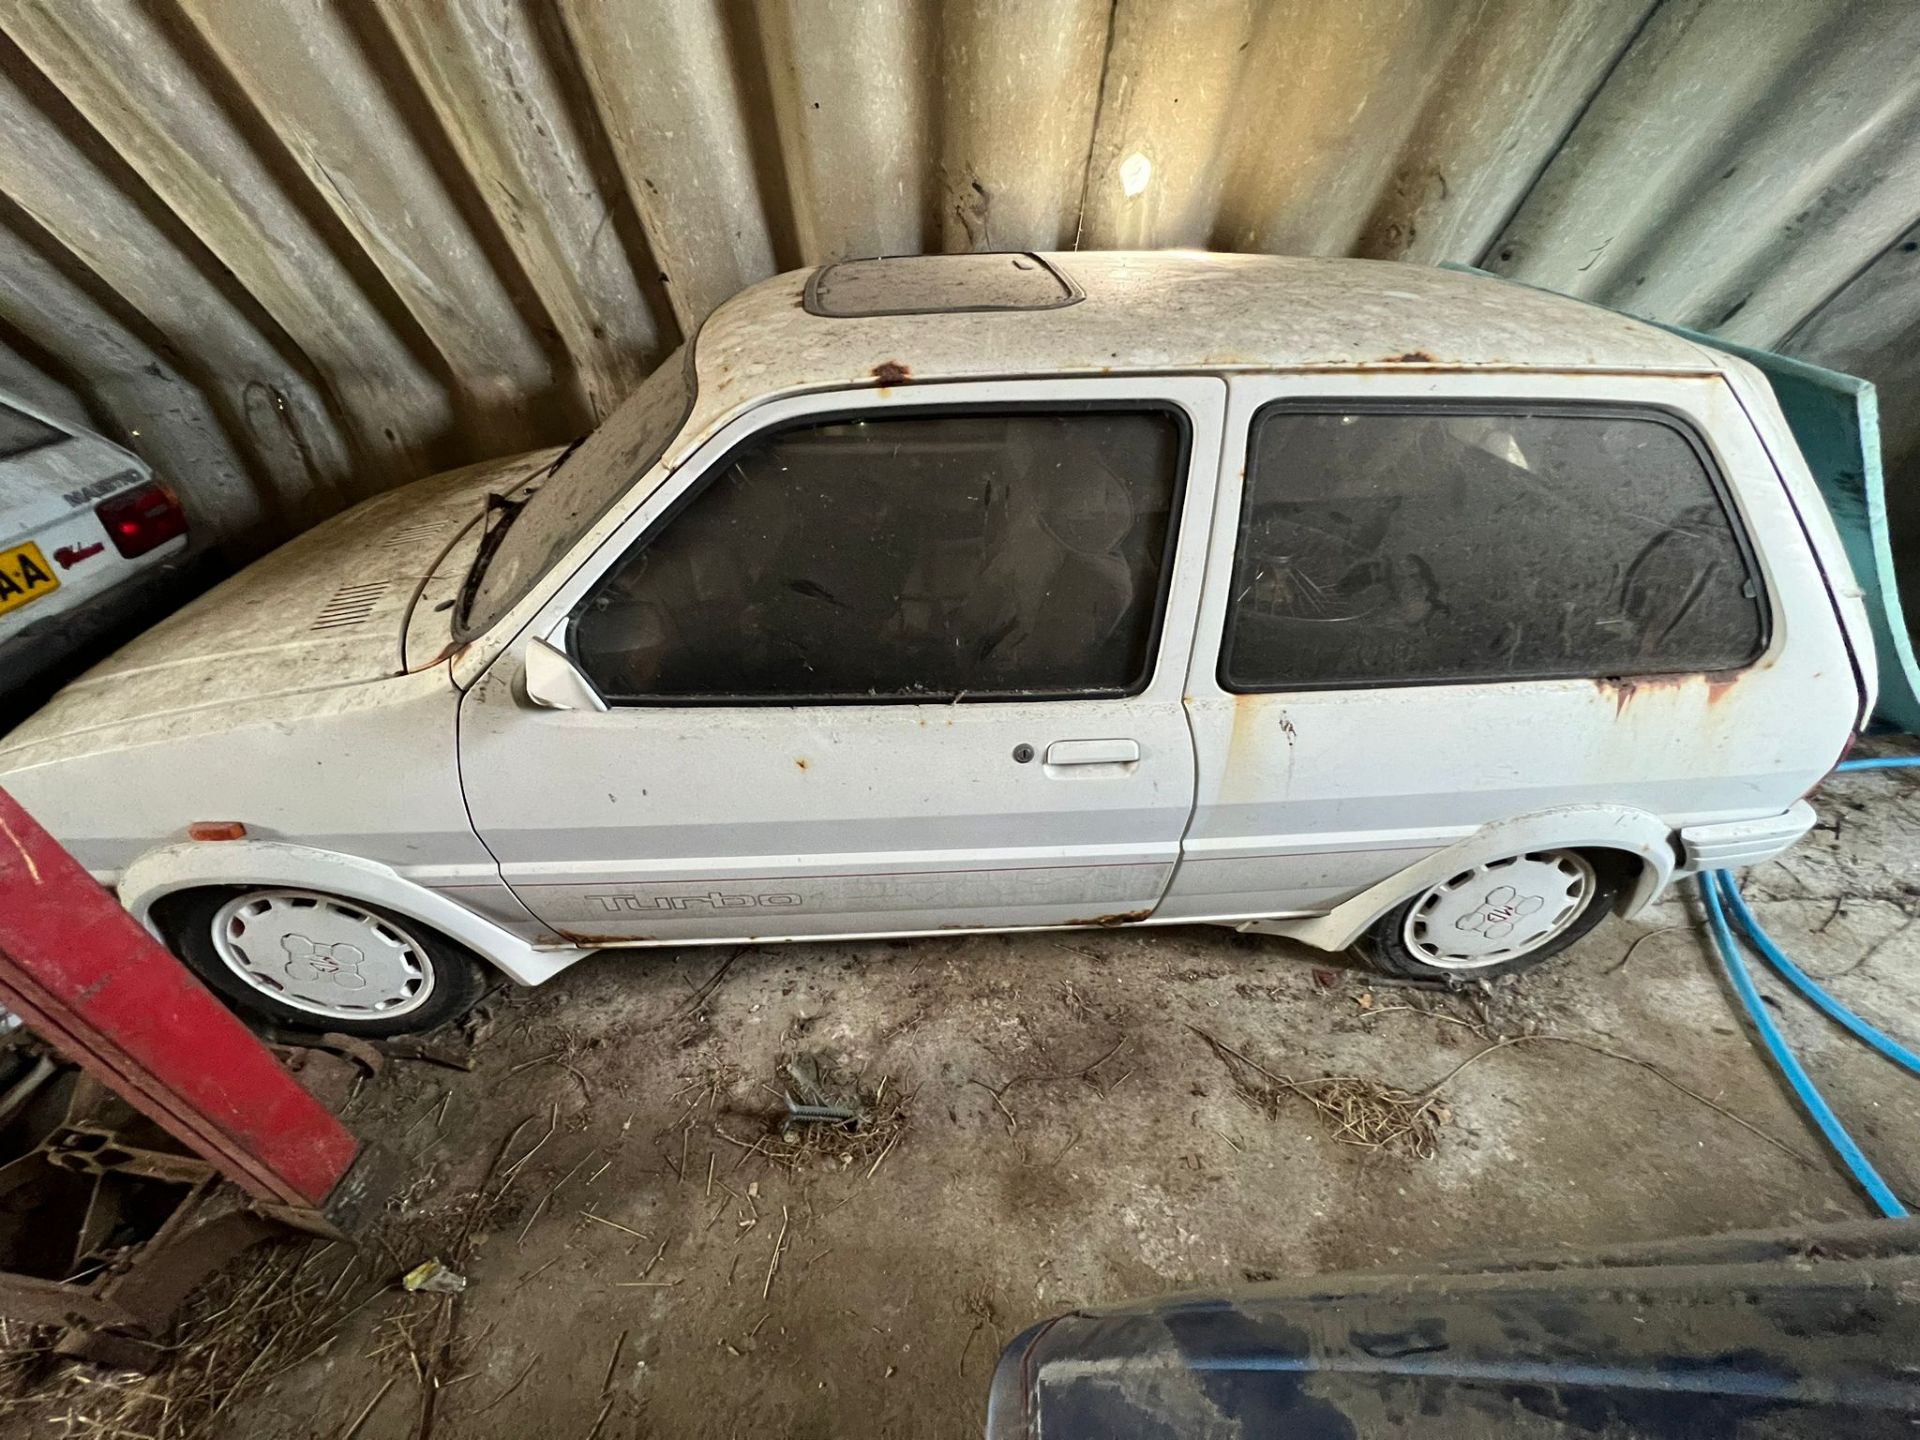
0, 0, 1916, 571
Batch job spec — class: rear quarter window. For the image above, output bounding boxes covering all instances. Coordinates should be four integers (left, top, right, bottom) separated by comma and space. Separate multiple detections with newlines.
1220, 403, 1768, 691
0, 401, 66, 462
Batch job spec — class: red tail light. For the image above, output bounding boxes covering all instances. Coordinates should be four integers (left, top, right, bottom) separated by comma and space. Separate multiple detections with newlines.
96, 481, 187, 558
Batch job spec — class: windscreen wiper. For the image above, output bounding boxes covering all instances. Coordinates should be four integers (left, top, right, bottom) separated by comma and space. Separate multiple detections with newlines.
454, 489, 529, 629
453, 435, 588, 627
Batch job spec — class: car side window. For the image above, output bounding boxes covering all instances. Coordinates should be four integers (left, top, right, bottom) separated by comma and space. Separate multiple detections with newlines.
572, 406, 1186, 703
1220, 403, 1767, 692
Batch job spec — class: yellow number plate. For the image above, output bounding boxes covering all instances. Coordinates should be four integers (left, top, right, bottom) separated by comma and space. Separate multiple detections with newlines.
0, 541, 59, 618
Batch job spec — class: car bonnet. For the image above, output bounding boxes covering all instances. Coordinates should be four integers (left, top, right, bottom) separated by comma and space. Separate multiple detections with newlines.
0, 448, 559, 763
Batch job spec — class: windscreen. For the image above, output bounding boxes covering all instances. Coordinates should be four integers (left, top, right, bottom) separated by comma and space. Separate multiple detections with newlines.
459, 347, 693, 638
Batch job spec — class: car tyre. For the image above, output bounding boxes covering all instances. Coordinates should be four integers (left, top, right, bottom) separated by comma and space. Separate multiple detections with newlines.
1356, 850, 1620, 983
155, 887, 488, 1038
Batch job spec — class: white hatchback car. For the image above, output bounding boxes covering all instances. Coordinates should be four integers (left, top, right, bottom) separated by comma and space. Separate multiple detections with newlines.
0, 391, 190, 693
0, 254, 1875, 1036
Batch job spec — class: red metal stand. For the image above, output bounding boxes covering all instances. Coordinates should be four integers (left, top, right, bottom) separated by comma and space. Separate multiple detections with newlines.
0, 789, 356, 1208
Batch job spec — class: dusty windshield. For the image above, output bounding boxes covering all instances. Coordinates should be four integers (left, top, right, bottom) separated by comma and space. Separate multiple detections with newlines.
458, 345, 694, 638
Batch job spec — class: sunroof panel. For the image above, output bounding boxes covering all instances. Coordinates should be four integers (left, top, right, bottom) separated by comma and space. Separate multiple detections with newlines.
805, 252, 1082, 317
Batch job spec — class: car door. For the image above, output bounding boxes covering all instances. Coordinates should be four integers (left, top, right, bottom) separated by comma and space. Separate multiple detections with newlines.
458, 375, 1224, 944
1157, 369, 1842, 923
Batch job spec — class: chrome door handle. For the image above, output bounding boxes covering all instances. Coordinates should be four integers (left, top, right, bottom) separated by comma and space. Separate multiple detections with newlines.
1044, 738, 1140, 766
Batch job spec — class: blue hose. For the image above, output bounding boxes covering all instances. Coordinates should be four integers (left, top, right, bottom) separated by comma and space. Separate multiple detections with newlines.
1835, 757, 1920, 772
1718, 878, 1920, 1079
1697, 871, 1907, 1218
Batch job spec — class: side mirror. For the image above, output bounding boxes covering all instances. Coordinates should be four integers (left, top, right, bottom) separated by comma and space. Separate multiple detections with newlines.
523, 637, 609, 713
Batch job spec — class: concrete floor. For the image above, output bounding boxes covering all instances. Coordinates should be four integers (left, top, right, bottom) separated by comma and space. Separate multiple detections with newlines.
22, 757, 1920, 1439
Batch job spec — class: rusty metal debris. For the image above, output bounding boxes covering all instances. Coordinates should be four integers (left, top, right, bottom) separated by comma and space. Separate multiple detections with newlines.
778, 1052, 864, 1133
710, 1052, 910, 1176
0, 1044, 355, 1369
0, 1059, 269, 1366
782, 1098, 857, 1126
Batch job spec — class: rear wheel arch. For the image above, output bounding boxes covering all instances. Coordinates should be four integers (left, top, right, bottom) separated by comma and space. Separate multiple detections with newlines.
1241, 806, 1678, 955
1584, 844, 1661, 914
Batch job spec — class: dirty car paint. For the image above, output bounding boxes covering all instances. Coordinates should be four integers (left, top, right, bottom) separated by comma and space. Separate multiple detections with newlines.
988, 1221, 1920, 1439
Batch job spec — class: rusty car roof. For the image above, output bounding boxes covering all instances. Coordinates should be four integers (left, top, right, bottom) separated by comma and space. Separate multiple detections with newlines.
672, 251, 1718, 458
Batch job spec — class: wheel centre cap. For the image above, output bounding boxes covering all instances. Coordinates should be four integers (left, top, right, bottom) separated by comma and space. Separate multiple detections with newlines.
1455, 885, 1546, 940
279, 932, 369, 990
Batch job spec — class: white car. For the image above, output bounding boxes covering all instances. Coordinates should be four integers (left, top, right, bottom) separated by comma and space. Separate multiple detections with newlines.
0, 392, 190, 694
0, 253, 1875, 1036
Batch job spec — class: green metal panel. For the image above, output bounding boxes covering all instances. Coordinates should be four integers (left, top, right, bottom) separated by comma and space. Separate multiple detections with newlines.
1682, 341, 1918, 733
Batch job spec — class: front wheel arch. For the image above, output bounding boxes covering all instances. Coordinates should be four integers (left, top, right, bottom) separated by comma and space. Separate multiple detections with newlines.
117, 838, 594, 988
152, 885, 490, 1037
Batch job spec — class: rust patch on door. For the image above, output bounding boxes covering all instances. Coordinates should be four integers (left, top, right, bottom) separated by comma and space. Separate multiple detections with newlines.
1593, 675, 1668, 716
1705, 674, 1742, 706
1223, 691, 1295, 806
1591, 671, 1744, 718
1382, 350, 1437, 364
872, 360, 911, 386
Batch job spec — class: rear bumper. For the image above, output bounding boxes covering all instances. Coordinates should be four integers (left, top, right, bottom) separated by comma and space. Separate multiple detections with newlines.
1673, 801, 1818, 875
0, 547, 199, 684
